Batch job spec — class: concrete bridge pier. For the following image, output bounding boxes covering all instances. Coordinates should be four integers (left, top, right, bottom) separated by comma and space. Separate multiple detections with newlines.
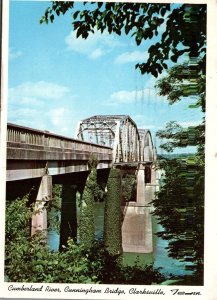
31, 175, 52, 236
136, 164, 146, 205
121, 164, 153, 254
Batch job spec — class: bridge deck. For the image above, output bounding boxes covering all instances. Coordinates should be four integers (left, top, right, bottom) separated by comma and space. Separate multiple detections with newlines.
7, 123, 113, 181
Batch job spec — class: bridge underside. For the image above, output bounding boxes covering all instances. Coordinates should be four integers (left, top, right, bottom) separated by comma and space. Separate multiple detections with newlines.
7, 160, 111, 181
6, 167, 110, 200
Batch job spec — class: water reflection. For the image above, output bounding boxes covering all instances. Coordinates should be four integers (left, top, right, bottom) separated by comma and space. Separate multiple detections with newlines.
152, 217, 192, 276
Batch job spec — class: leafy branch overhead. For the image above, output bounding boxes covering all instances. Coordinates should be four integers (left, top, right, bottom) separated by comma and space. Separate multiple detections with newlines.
155, 64, 206, 111
155, 60, 205, 154
41, 2, 206, 77
156, 121, 205, 153
153, 54, 205, 283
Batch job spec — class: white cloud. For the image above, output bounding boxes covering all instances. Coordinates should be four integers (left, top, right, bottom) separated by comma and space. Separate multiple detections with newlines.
115, 51, 148, 64
132, 114, 162, 130
17, 97, 43, 106
9, 81, 70, 104
9, 108, 37, 118
47, 107, 74, 134
107, 88, 158, 106
47, 107, 66, 127
9, 48, 23, 60
89, 48, 104, 59
109, 90, 137, 104
8, 81, 73, 133
9, 105, 74, 135
8, 107, 41, 128
65, 30, 121, 59
9, 81, 69, 99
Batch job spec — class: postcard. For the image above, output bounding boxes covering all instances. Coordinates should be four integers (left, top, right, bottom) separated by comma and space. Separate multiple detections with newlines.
1, 0, 217, 299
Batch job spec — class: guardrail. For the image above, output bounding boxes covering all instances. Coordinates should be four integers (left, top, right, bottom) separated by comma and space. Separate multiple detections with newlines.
7, 123, 112, 156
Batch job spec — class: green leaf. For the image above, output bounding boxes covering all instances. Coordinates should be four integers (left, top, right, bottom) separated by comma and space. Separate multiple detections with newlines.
76, 27, 83, 38
73, 11, 80, 19
171, 54, 178, 63
50, 14, 54, 23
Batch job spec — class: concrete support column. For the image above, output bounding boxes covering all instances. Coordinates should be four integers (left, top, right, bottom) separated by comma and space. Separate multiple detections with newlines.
155, 169, 160, 192
136, 165, 145, 205
31, 175, 52, 236
151, 164, 156, 185
59, 185, 77, 251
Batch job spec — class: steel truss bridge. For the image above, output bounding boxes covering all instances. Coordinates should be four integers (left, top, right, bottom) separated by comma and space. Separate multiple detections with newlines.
76, 115, 156, 164
6, 115, 158, 253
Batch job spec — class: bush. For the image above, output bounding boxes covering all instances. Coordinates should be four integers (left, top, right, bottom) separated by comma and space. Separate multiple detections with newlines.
5, 197, 96, 283
83, 241, 166, 284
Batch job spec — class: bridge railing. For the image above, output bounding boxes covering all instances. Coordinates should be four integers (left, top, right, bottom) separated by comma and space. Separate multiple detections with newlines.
7, 123, 112, 155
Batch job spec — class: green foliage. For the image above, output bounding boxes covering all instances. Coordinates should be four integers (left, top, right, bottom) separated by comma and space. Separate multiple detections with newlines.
88, 154, 98, 169
5, 196, 166, 284
156, 121, 205, 153
83, 241, 166, 284
41, 239, 95, 283
153, 156, 204, 282
121, 263, 165, 285
5, 197, 96, 283
88, 155, 105, 202
155, 63, 205, 111
104, 168, 122, 256
5, 195, 31, 243
47, 184, 62, 233
83, 240, 123, 283
79, 168, 97, 248
122, 174, 136, 202
93, 184, 105, 202
41, 2, 206, 77
154, 59, 205, 284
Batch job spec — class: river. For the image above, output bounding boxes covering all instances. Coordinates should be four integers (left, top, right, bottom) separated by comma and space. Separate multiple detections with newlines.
48, 201, 192, 277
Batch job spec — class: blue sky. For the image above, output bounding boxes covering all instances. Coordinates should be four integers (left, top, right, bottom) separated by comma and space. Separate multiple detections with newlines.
8, 1, 204, 153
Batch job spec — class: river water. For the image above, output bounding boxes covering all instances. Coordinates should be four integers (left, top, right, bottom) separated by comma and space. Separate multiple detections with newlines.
48, 201, 192, 277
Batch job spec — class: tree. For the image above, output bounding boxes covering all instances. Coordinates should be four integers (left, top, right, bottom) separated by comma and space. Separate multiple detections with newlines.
40, 2, 206, 77
155, 61, 205, 157
5, 196, 94, 283
153, 61, 205, 284
156, 63, 205, 111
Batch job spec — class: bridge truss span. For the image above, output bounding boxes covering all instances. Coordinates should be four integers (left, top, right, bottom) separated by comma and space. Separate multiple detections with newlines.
138, 129, 157, 163
76, 115, 156, 164
76, 115, 140, 163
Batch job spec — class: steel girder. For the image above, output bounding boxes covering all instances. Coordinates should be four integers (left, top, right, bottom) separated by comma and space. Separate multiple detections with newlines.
76, 115, 156, 163
138, 129, 156, 163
